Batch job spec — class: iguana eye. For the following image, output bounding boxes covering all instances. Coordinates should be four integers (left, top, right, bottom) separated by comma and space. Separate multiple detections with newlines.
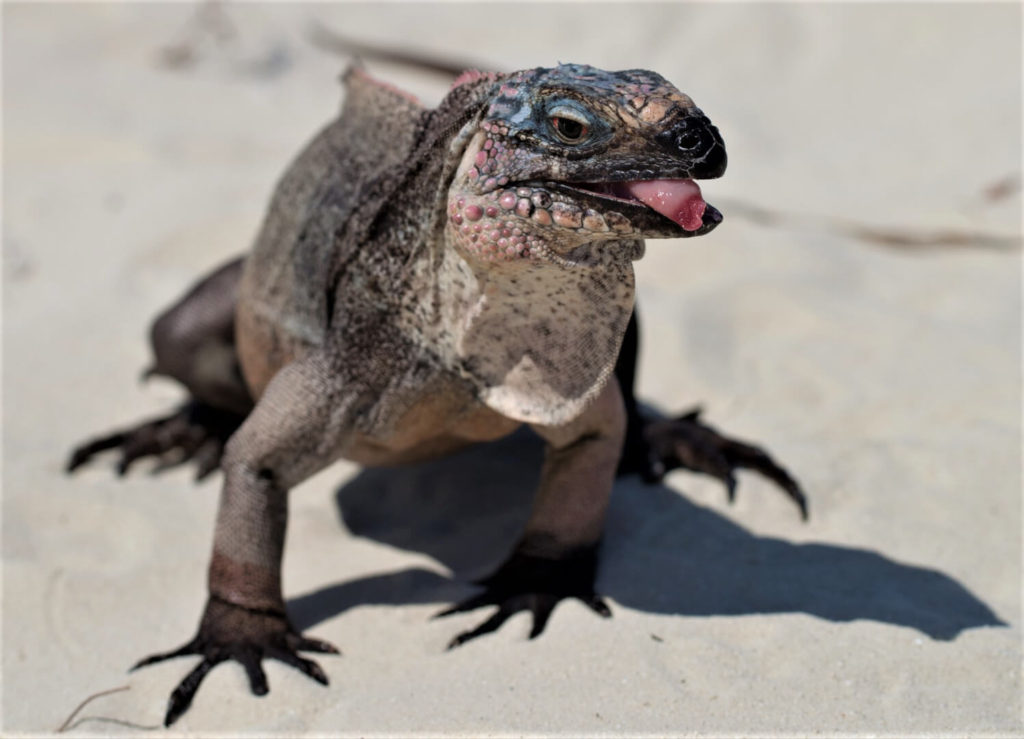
548, 106, 591, 144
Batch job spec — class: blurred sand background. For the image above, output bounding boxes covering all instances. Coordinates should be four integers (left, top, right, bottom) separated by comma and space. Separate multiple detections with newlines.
3, 2, 1021, 736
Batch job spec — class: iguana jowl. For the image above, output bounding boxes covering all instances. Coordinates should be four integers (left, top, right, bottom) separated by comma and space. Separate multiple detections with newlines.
69, 63, 807, 726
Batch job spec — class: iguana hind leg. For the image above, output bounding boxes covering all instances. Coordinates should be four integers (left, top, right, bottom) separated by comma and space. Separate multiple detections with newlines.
67, 257, 253, 478
66, 400, 245, 479
615, 310, 808, 520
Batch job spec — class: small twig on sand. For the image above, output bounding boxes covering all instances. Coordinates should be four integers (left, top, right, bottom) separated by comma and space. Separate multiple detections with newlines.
981, 173, 1021, 203
720, 197, 1021, 253
307, 21, 495, 77
56, 685, 159, 733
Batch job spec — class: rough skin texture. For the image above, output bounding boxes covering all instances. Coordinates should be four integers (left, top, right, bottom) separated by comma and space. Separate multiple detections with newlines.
68, 63, 806, 727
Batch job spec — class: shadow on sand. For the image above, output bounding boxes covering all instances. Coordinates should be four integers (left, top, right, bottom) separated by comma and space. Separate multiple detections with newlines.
289, 429, 1004, 641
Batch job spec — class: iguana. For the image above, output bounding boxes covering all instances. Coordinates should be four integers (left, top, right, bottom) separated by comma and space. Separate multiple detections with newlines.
68, 63, 807, 727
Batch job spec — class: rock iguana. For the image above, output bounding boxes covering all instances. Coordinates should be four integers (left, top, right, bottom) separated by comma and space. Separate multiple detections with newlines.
68, 63, 807, 726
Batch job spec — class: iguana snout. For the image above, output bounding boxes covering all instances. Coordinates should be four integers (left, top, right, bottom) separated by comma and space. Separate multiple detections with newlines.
446, 64, 727, 266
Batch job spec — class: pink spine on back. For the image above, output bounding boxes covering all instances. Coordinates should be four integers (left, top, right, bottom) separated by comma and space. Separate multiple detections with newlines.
451, 68, 500, 90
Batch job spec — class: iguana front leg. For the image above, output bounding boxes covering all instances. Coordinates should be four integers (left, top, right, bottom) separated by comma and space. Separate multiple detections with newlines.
133, 354, 347, 726
438, 379, 625, 646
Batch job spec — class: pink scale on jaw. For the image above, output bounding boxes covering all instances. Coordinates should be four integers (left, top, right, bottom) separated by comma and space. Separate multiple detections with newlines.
485, 206, 498, 218
464, 205, 483, 221
499, 192, 517, 210
475, 151, 487, 167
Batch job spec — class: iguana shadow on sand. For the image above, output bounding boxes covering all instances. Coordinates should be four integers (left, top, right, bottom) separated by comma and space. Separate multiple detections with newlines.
284, 428, 1003, 643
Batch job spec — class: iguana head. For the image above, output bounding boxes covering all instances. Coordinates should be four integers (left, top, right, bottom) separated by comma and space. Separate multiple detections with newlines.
446, 64, 726, 266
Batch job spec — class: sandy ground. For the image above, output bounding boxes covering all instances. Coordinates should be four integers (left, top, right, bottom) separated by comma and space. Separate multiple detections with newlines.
3, 2, 1021, 736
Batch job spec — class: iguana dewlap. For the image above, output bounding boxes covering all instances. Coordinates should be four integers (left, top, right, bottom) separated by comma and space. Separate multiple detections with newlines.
68, 63, 805, 727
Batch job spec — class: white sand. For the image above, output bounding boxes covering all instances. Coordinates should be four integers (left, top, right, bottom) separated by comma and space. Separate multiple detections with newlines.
3, 3, 1021, 736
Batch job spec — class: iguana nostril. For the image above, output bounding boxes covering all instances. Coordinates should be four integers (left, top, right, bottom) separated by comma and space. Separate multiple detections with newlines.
657, 113, 717, 161
674, 115, 715, 152
677, 129, 704, 151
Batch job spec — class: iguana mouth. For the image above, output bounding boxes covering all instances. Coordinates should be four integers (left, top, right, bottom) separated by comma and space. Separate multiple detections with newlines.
546, 178, 722, 236
580, 180, 706, 230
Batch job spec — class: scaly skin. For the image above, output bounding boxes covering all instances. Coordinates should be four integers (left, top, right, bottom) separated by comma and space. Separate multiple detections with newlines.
446, 65, 725, 266
68, 63, 806, 727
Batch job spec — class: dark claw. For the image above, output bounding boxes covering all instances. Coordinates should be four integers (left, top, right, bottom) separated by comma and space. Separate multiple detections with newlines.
266, 646, 330, 685
134, 596, 339, 727
165, 657, 223, 727
66, 433, 127, 472
721, 439, 808, 520
289, 635, 341, 655
641, 410, 809, 520
527, 596, 557, 639
583, 594, 612, 618
440, 546, 610, 649
130, 639, 200, 670
239, 647, 269, 696
677, 407, 703, 423
117, 436, 163, 476
433, 592, 495, 619
66, 401, 244, 480
447, 606, 516, 650
192, 439, 223, 481
724, 473, 738, 504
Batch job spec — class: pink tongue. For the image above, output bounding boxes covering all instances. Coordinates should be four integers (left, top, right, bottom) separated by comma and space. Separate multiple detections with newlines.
622, 179, 706, 231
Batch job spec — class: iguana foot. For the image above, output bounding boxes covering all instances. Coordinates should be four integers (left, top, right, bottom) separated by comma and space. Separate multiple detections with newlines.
131, 595, 338, 727
66, 400, 245, 480
435, 547, 611, 649
637, 407, 808, 520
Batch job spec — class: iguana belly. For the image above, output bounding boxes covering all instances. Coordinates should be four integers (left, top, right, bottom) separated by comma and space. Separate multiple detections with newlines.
341, 379, 521, 466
